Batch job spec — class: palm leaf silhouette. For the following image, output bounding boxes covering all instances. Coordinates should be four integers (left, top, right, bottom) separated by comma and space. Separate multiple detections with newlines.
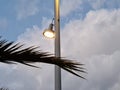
0, 36, 85, 79
0, 88, 8, 90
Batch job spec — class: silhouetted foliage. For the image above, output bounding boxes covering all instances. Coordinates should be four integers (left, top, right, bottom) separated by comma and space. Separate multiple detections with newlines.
0, 88, 8, 90
0, 36, 86, 79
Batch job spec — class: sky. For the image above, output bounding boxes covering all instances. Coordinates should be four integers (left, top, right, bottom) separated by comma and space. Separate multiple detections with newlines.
0, 0, 120, 90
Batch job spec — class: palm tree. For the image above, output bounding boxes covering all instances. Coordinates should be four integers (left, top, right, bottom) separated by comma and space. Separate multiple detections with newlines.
0, 36, 85, 79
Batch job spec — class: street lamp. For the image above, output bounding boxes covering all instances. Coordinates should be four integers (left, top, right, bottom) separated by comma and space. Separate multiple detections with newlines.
43, 0, 61, 90
43, 23, 55, 39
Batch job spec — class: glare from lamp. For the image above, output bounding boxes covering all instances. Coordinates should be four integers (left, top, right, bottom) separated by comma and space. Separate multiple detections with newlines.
43, 29, 55, 39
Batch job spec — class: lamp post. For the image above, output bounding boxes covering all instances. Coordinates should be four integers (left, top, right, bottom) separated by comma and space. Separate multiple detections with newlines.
54, 0, 61, 90
43, 0, 61, 90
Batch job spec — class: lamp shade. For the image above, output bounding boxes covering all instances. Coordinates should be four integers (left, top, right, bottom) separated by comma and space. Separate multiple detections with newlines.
43, 29, 55, 38
43, 23, 55, 38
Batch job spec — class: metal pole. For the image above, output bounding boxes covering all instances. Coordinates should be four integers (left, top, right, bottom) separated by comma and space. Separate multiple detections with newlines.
54, 0, 61, 90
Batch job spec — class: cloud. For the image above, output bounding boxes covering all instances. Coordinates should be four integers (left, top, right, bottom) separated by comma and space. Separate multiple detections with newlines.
1, 8, 120, 90
61, 9, 120, 59
60, 0, 82, 17
88, 0, 106, 9
0, 63, 41, 90
83, 52, 120, 90
16, 0, 39, 20
88, 0, 120, 10
62, 51, 120, 90
60, 0, 120, 18
17, 25, 54, 53
60, 9, 120, 90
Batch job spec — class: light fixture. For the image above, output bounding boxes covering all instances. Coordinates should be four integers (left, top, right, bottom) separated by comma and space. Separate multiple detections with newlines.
43, 0, 61, 90
43, 19, 55, 39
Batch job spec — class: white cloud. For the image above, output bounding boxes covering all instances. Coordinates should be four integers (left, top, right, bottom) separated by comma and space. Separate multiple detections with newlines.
61, 9, 120, 59
60, 0, 82, 17
1, 8, 120, 90
17, 25, 54, 53
60, 9, 120, 90
62, 51, 120, 90
88, 0, 120, 10
88, 0, 106, 9
16, 0, 39, 20
0, 63, 41, 90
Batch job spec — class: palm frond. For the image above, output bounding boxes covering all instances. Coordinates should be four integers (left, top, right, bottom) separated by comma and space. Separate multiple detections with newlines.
0, 88, 8, 90
0, 37, 86, 79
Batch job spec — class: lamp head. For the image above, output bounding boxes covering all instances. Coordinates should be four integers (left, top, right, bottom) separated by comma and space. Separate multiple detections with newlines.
43, 23, 55, 39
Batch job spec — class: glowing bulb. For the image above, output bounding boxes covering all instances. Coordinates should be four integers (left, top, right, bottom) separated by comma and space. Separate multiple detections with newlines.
43, 29, 55, 39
